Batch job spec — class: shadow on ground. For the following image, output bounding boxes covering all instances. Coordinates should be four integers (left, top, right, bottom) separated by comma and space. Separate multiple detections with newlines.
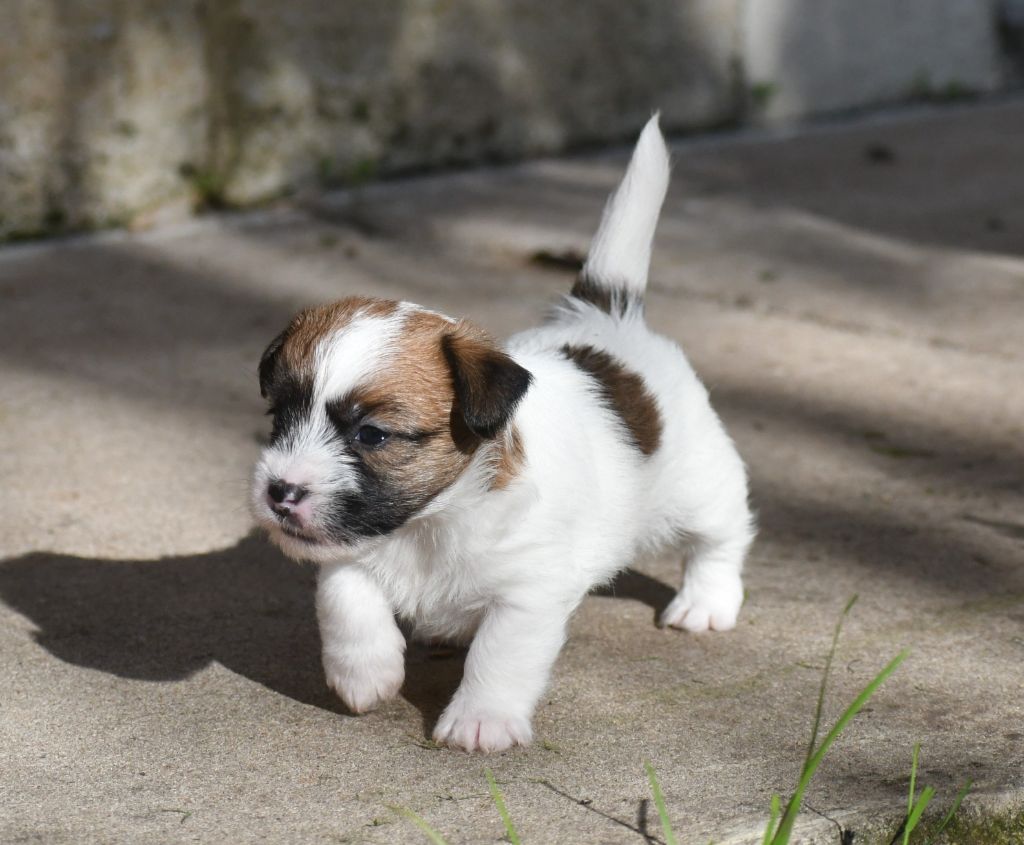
0, 535, 335, 708
0, 535, 674, 735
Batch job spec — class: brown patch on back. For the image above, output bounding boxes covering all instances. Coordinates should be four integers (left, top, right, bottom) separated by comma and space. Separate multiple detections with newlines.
490, 427, 525, 491
561, 344, 662, 456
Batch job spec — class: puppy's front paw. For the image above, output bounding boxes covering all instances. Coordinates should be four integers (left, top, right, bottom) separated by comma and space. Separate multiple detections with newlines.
661, 574, 743, 632
323, 643, 405, 714
433, 701, 533, 753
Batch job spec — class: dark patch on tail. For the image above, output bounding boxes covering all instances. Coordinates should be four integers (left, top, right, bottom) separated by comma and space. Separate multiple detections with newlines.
569, 273, 642, 317
561, 344, 662, 455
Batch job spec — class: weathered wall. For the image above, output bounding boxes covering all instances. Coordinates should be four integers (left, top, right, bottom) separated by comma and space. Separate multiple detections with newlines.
744, 0, 1004, 120
1, 2, 208, 237
0, 0, 1019, 239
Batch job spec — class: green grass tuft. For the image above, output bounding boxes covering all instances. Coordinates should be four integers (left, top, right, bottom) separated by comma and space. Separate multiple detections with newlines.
749, 81, 778, 109
644, 761, 679, 845
764, 594, 908, 845
922, 779, 973, 845
804, 595, 858, 771
912, 804, 1023, 845
485, 768, 521, 845
388, 804, 450, 845
388, 601, 976, 845
886, 745, 972, 845
763, 794, 781, 845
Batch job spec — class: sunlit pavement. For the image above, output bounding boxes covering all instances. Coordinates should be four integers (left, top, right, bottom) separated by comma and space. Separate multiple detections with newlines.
2, 98, 1022, 844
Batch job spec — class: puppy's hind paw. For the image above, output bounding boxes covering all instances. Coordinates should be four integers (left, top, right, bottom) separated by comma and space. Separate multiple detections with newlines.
660, 576, 743, 633
433, 704, 533, 753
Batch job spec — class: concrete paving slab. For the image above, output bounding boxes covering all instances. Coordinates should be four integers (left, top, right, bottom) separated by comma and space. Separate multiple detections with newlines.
1, 100, 1023, 844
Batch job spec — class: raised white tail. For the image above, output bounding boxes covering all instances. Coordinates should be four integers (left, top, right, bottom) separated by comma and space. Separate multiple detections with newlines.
576, 114, 670, 310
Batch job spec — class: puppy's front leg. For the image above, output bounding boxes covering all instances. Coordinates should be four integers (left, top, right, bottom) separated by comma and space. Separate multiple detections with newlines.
317, 564, 405, 714
434, 600, 569, 753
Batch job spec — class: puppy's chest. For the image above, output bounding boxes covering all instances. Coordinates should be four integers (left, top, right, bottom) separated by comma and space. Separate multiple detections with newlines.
362, 543, 494, 642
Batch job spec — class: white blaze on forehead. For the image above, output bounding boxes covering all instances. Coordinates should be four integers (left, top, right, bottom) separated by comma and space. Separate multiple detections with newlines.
256, 310, 409, 498
313, 311, 407, 404
397, 300, 456, 324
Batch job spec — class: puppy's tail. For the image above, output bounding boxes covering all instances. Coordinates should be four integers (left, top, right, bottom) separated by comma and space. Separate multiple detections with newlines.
572, 113, 670, 315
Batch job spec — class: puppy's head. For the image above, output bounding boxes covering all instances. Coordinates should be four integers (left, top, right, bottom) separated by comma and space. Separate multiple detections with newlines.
252, 297, 531, 561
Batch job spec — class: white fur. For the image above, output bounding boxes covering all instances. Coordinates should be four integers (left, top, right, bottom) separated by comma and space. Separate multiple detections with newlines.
314, 311, 404, 404
318, 565, 406, 713
252, 310, 406, 563
254, 117, 754, 752
582, 113, 671, 295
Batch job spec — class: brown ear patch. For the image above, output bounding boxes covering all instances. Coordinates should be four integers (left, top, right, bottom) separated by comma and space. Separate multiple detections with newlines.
442, 325, 533, 439
561, 344, 662, 456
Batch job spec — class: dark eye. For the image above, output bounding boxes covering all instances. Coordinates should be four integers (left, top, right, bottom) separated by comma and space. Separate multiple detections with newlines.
355, 425, 389, 447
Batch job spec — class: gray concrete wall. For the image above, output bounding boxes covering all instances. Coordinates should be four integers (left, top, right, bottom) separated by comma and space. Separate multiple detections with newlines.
744, 0, 1004, 120
0, 0, 1020, 240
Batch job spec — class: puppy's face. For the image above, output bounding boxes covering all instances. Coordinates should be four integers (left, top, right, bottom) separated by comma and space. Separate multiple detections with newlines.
252, 297, 531, 561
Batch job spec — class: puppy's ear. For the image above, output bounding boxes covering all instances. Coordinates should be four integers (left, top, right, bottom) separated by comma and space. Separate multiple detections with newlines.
258, 328, 289, 398
442, 328, 532, 439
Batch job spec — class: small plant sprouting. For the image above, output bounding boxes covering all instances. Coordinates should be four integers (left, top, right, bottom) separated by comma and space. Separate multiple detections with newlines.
749, 81, 778, 109
485, 768, 522, 845
644, 761, 679, 845
887, 744, 972, 845
387, 803, 449, 845
390, 601, 971, 845
763, 593, 907, 844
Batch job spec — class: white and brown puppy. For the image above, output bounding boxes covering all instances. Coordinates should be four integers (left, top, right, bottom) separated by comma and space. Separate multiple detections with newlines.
252, 116, 755, 752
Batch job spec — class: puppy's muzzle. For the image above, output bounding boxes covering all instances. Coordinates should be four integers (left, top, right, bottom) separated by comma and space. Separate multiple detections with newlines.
267, 480, 309, 521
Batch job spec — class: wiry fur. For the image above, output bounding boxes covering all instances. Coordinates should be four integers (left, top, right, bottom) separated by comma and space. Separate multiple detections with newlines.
251, 115, 755, 752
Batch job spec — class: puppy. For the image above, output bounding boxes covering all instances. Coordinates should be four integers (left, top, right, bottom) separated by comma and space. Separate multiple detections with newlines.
252, 115, 755, 752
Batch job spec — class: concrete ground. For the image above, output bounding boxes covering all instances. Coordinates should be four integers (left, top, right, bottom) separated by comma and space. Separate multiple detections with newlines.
2, 99, 1023, 844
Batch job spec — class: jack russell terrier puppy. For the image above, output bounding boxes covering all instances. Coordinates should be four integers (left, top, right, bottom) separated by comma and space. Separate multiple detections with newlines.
252, 115, 755, 752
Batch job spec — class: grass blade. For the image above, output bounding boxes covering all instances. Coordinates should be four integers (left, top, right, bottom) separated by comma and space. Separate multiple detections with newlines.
892, 743, 922, 845
772, 650, 908, 844
762, 793, 781, 845
923, 779, 972, 845
898, 742, 922, 845
644, 760, 679, 845
485, 768, 522, 845
803, 596, 859, 775
907, 744, 920, 818
904, 786, 936, 843
389, 804, 450, 845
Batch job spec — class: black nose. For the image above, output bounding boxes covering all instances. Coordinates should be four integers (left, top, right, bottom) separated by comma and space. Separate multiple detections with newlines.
267, 480, 307, 505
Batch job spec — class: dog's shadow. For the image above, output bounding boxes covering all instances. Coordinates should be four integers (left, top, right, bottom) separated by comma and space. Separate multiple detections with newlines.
0, 534, 674, 735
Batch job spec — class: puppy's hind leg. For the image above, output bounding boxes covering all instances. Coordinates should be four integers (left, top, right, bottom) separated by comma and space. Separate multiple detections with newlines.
660, 525, 752, 633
